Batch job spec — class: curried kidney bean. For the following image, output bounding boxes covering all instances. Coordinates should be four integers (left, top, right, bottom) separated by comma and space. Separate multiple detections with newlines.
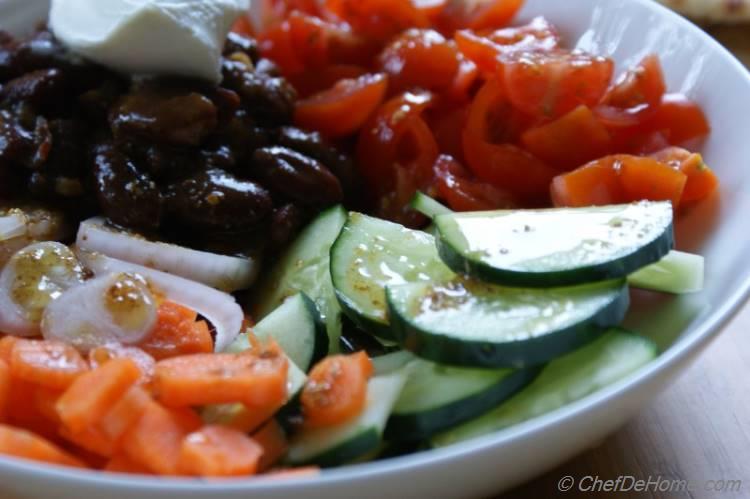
253, 146, 343, 206
110, 85, 218, 146
224, 32, 260, 63
222, 61, 296, 125
166, 168, 272, 233
93, 143, 163, 231
0, 68, 66, 107
269, 203, 305, 249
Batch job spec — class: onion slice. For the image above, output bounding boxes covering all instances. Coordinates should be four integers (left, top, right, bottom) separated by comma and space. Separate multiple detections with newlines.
42, 272, 158, 352
78, 251, 244, 352
76, 218, 259, 292
0, 212, 26, 242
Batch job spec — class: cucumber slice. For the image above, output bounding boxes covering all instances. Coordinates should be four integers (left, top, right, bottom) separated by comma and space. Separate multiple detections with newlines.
627, 250, 704, 294
251, 206, 347, 351
385, 360, 540, 440
431, 329, 657, 448
330, 213, 453, 338
435, 201, 673, 287
286, 372, 407, 467
410, 191, 452, 219
250, 293, 328, 371
372, 350, 415, 375
387, 278, 629, 368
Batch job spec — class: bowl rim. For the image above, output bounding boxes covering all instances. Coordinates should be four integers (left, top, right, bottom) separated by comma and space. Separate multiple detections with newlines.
1, 0, 750, 492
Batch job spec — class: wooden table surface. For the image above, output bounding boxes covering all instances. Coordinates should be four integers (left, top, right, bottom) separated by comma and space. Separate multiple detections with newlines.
502, 26, 750, 499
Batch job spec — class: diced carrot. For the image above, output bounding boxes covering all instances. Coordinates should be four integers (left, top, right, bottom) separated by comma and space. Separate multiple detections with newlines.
618, 155, 687, 208
32, 387, 62, 424
0, 425, 84, 468
89, 345, 156, 386
152, 347, 288, 409
252, 419, 289, 472
167, 407, 203, 433
104, 453, 153, 475
7, 378, 49, 429
0, 336, 21, 364
10, 340, 89, 390
0, 360, 9, 422
178, 425, 263, 477
59, 425, 117, 458
121, 401, 190, 475
56, 358, 141, 434
551, 158, 624, 207
137, 302, 213, 361
301, 351, 373, 429
263, 466, 321, 480
99, 386, 152, 442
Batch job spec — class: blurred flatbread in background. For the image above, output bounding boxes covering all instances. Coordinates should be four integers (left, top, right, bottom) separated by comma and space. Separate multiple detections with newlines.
657, 0, 750, 22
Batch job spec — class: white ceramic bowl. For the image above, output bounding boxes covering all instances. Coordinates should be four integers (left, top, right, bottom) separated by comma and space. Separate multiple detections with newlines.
1, 1, 749, 498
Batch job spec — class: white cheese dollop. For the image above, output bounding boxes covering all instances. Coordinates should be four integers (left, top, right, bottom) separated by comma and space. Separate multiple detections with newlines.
49, 0, 249, 83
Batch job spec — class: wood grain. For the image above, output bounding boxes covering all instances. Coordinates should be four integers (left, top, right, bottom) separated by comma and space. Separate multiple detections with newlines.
501, 27, 750, 499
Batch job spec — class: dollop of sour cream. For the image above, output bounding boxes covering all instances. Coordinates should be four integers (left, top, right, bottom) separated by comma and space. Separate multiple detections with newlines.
49, 0, 249, 83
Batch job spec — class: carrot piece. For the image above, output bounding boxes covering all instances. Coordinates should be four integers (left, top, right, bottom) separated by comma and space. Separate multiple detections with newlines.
56, 358, 141, 434
205, 403, 280, 434
167, 407, 203, 433
89, 345, 156, 386
7, 377, 48, 428
10, 340, 89, 390
59, 425, 117, 458
153, 347, 288, 408
0, 359, 9, 422
121, 401, 190, 475
178, 425, 263, 477
137, 302, 213, 361
32, 387, 62, 424
104, 453, 153, 475
301, 351, 373, 429
0, 425, 85, 468
252, 419, 288, 472
0, 336, 21, 364
617, 155, 687, 208
520, 106, 612, 170
99, 385, 152, 442
551, 158, 624, 207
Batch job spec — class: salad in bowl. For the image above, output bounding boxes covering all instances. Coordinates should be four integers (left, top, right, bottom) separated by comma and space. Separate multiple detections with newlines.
0, 0, 743, 496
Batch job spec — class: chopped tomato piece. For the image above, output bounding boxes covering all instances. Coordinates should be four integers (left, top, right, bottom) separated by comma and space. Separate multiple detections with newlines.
178, 425, 263, 477
520, 106, 612, 170
448, 56, 480, 102
618, 155, 687, 208
0, 425, 84, 468
258, 21, 305, 76
551, 157, 625, 207
10, 340, 89, 390
0, 360, 8, 422
503, 50, 614, 119
378, 29, 460, 92
438, 0, 524, 33
646, 94, 710, 144
252, 419, 289, 471
289, 64, 369, 98
152, 347, 288, 408
56, 358, 141, 434
301, 351, 373, 429
596, 55, 666, 128
121, 401, 190, 476
326, 0, 429, 42
428, 105, 468, 162
295, 73, 389, 138
434, 154, 516, 211
231, 15, 255, 38
137, 301, 213, 361
414, 0, 447, 21
651, 147, 718, 203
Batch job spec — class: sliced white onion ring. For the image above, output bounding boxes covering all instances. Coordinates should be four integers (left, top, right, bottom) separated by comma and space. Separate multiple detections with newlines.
78, 251, 244, 352
76, 218, 259, 292
0, 212, 26, 242
0, 242, 86, 337
41, 272, 158, 352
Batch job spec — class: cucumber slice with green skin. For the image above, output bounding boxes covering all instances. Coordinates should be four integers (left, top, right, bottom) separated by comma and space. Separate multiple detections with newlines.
435, 201, 674, 288
385, 360, 541, 441
430, 329, 657, 448
627, 250, 704, 294
387, 278, 629, 368
249, 293, 328, 372
371, 350, 415, 376
410, 191, 452, 219
285, 372, 407, 467
251, 205, 347, 351
330, 212, 454, 339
